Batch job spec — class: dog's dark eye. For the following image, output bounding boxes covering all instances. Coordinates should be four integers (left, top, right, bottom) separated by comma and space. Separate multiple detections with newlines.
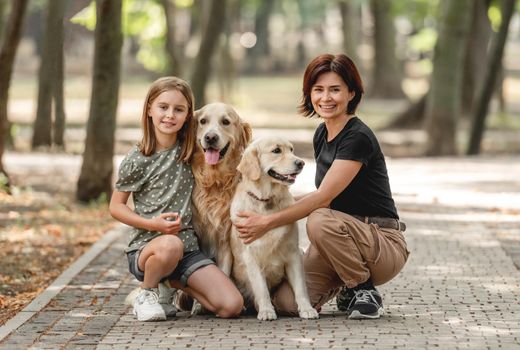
272, 147, 281, 154
200, 118, 207, 125
222, 118, 230, 126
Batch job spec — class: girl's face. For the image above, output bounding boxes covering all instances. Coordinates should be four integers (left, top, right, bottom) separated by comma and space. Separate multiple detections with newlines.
310, 71, 355, 120
148, 89, 189, 139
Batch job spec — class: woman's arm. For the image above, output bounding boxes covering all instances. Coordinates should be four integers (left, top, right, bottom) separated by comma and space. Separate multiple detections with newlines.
109, 190, 181, 235
235, 159, 362, 243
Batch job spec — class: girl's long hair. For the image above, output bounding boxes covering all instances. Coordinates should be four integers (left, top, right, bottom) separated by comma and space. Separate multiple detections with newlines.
139, 76, 195, 163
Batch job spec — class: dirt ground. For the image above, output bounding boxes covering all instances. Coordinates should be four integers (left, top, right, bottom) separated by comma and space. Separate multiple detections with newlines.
0, 167, 115, 325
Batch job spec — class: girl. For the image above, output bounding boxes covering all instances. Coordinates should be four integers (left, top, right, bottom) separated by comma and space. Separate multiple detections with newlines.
110, 77, 243, 322
235, 54, 409, 319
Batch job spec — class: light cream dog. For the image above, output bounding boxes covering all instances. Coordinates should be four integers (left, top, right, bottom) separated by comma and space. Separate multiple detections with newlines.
230, 136, 319, 320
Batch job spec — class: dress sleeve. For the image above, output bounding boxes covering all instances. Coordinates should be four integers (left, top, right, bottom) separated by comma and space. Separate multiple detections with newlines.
335, 132, 373, 166
115, 152, 145, 192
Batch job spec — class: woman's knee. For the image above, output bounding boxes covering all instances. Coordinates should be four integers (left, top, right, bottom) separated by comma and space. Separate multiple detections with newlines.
306, 208, 332, 245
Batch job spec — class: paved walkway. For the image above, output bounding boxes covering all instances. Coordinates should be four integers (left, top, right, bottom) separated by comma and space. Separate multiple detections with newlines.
1, 154, 520, 349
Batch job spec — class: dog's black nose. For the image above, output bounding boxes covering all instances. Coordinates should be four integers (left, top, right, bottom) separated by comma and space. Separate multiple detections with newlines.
204, 132, 219, 145
295, 159, 305, 170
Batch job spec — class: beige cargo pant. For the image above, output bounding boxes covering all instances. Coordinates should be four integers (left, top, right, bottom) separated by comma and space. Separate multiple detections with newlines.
273, 208, 409, 315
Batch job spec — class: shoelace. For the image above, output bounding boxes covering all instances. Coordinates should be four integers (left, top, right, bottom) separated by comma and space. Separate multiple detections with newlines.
354, 289, 380, 305
137, 290, 159, 305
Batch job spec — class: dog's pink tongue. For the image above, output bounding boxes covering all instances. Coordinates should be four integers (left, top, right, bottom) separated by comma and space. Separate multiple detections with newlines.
204, 149, 220, 165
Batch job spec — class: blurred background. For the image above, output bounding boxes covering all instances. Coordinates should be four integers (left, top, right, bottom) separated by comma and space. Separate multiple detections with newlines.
2, 0, 519, 161
0, 0, 519, 324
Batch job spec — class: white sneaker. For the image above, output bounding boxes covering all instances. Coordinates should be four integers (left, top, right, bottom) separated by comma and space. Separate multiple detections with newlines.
158, 281, 177, 317
133, 288, 166, 321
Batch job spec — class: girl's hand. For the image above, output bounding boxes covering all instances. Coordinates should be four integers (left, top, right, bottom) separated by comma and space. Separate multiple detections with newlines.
234, 211, 270, 244
151, 212, 182, 235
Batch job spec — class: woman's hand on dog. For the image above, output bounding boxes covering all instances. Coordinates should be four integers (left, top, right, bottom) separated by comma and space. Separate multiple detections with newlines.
235, 211, 270, 244
151, 212, 182, 235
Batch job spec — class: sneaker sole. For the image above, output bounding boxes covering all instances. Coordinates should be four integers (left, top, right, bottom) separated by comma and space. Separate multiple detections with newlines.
133, 307, 167, 322
348, 307, 384, 320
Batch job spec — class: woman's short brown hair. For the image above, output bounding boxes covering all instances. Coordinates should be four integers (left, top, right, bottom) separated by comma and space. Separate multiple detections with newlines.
298, 53, 364, 117
139, 76, 195, 162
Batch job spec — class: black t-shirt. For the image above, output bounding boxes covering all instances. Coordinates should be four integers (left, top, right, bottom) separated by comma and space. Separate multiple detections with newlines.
313, 117, 398, 219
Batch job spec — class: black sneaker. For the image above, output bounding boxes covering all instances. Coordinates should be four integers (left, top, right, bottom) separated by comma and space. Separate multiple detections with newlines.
347, 289, 384, 319
336, 286, 355, 312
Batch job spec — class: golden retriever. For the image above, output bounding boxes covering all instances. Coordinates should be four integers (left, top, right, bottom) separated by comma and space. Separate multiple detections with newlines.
191, 102, 252, 274
230, 136, 319, 320
126, 103, 251, 314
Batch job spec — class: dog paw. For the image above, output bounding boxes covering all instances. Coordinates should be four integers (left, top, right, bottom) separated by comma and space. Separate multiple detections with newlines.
257, 308, 277, 321
299, 307, 319, 319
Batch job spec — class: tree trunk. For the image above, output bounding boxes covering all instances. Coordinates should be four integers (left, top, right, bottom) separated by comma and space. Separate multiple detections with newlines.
32, 0, 67, 149
0, 1, 7, 45
467, 0, 515, 155
76, 0, 122, 202
424, 0, 472, 156
245, 0, 274, 73
161, 0, 182, 77
461, 0, 492, 117
338, 0, 361, 68
369, 0, 405, 99
53, 35, 66, 148
191, 0, 227, 108
0, 0, 29, 182
218, 0, 240, 102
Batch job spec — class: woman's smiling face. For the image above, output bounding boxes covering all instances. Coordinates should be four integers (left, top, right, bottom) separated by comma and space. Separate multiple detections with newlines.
310, 71, 355, 120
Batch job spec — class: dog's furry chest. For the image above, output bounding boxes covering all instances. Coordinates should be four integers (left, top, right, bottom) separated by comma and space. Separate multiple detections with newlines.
192, 183, 235, 258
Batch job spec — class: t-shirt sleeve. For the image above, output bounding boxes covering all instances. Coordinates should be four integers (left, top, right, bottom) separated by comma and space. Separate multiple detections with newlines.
115, 153, 145, 192
335, 132, 373, 166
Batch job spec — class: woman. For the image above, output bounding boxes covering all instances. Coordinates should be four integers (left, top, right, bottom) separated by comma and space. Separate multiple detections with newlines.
235, 53, 409, 319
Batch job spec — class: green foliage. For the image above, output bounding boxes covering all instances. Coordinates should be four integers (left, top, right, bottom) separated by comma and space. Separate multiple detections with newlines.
175, 0, 194, 8
71, 0, 179, 73
408, 27, 437, 52
392, 0, 439, 24
88, 192, 109, 207
0, 173, 9, 193
70, 1, 96, 30
488, 2, 502, 31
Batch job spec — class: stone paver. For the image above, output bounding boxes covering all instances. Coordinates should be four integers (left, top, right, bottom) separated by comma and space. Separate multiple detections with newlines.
1, 154, 520, 349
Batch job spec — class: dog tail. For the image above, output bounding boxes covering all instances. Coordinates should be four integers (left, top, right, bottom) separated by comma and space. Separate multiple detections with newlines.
125, 287, 142, 307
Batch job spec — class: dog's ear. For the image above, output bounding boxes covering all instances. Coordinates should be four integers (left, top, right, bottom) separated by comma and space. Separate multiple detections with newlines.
237, 145, 261, 181
193, 108, 201, 121
240, 122, 252, 150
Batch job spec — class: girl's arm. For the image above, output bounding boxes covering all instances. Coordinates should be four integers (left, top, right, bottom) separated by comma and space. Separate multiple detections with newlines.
235, 159, 362, 244
109, 190, 182, 235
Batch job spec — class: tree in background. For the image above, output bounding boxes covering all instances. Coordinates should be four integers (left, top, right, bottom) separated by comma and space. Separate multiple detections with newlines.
467, 0, 516, 155
424, 0, 472, 156
191, 0, 227, 107
369, 0, 405, 99
77, 0, 123, 202
0, 0, 29, 188
217, 0, 241, 102
338, 0, 361, 68
0, 1, 7, 44
31, 0, 67, 149
461, 0, 492, 117
160, 0, 182, 77
245, 0, 274, 73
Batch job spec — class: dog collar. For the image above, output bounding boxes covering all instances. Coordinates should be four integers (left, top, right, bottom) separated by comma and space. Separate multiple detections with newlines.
246, 191, 271, 202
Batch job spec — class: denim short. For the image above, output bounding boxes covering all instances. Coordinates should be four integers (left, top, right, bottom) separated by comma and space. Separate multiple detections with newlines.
127, 248, 214, 286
